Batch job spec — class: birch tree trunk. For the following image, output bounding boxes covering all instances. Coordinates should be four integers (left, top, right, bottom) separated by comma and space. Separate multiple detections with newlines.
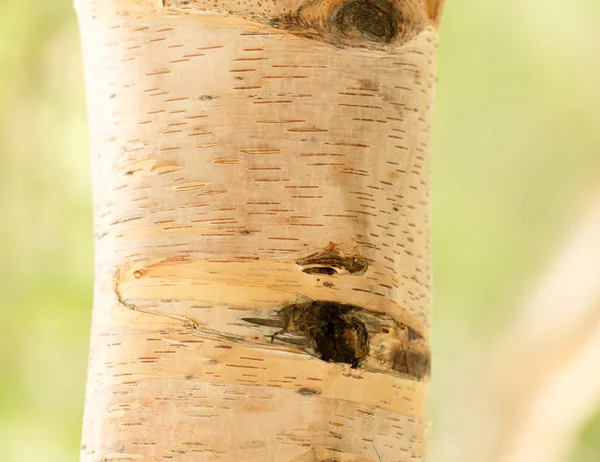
76, 1, 443, 460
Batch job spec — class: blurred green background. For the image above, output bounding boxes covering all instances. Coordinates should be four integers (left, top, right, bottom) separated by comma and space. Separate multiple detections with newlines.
0, 1, 599, 461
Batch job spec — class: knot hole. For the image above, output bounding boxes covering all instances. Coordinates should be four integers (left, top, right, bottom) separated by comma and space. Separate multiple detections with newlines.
329, 0, 402, 44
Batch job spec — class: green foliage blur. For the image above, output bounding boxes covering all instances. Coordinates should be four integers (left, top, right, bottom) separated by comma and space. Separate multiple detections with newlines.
0, 1, 598, 461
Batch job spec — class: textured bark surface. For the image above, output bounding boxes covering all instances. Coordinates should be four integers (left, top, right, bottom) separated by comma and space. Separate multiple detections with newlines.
76, 0, 442, 460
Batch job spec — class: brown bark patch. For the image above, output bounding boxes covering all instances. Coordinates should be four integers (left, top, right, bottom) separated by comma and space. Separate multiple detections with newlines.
392, 348, 430, 380
296, 242, 368, 275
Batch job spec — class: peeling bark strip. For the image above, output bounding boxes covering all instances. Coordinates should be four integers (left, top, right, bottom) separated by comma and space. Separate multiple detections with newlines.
76, 0, 441, 460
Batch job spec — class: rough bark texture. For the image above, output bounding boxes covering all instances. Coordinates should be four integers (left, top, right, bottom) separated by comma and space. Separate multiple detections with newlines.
76, 0, 443, 460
